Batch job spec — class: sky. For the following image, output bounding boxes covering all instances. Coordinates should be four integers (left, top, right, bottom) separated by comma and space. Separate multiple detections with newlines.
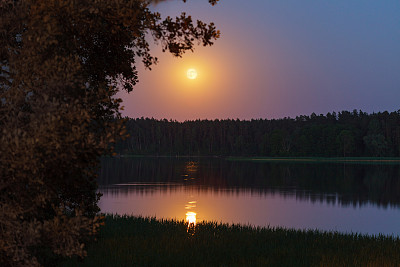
119, 0, 400, 121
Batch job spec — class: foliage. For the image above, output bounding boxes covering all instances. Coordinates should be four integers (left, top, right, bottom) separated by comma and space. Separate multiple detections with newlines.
116, 110, 400, 157
337, 130, 355, 157
0, 0, 219, 266
62, 215, 400, 267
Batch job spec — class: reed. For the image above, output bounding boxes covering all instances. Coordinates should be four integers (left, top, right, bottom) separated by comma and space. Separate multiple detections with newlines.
62, 215, 400, 267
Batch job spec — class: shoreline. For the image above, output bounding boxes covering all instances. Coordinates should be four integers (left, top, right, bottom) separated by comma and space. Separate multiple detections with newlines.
228, 157, 400, 164
108, 154, 400, 164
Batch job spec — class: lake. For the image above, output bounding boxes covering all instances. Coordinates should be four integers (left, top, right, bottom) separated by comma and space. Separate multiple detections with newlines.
98, 157, 400, 236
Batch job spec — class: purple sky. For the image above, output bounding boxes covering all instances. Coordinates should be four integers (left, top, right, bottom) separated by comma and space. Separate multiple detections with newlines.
119, 0, 400, 121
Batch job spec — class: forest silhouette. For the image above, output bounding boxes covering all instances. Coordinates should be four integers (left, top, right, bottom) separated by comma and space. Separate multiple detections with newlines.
117, 110, 400, 157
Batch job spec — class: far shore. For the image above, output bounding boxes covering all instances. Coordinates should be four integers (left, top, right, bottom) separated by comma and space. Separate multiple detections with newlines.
109, 154, 400, 164
227, 156, 400, 164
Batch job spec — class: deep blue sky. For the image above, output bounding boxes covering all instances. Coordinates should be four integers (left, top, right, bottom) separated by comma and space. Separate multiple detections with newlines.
120, 0, 400, 120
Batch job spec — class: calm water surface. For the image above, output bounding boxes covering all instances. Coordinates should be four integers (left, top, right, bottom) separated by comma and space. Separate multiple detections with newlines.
98, 157, 400, 236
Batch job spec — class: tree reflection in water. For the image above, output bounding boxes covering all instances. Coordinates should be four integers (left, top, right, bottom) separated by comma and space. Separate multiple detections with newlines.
98, 158, 400, 236
99, 157, 400, 208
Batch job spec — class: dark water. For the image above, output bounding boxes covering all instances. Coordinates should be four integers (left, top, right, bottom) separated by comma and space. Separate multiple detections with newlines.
98, 157, 400, 236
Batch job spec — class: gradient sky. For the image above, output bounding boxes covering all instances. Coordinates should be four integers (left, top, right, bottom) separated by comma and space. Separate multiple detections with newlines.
119, 0, 400, 121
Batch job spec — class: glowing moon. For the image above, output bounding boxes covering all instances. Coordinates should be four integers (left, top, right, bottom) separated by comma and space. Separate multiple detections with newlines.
187, 69, 198, 79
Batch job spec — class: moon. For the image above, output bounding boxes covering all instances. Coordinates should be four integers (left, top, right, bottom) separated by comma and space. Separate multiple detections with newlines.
187, 69, 198, 80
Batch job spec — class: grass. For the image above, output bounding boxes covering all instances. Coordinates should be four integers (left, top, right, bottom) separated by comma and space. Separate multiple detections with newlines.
227, 156, 400, 165
61, 215, 400, 267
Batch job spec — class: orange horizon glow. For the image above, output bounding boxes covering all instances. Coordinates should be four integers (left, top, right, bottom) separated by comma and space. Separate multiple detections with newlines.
118, 1, 400, 122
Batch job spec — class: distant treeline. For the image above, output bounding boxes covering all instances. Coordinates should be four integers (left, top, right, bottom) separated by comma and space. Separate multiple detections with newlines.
116, 110, 400, 157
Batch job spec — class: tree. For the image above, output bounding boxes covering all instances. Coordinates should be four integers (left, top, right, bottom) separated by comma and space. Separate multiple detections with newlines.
337, 130, 355, 157
363, 118, 389, 157
0, 0, 220, 266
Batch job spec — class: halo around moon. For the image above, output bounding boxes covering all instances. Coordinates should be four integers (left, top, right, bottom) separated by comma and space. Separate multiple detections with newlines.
187, 69, 198, 80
